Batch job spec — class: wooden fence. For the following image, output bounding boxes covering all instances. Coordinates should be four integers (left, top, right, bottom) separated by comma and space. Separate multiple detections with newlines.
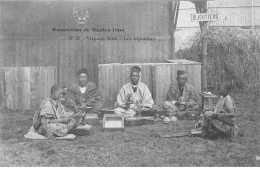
99, 60, 202, 109
3, 67, 57, 110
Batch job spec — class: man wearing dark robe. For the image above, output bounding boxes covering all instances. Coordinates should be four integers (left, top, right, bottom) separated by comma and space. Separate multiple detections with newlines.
163, 70, 199, 116
62, 68, 102, 115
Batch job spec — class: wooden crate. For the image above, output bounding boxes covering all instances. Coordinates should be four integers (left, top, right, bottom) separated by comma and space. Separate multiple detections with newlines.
103, 114, 124, 132
4, 67, 57, 110
84, 114, 99, 126
99, 60, 202, 108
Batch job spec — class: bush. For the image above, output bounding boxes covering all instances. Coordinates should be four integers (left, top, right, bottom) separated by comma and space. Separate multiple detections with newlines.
176, 27, 260, 89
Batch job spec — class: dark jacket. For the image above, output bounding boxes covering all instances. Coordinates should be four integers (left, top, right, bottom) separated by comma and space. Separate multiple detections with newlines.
166, 83, 198, 108
62, 83, 101, 112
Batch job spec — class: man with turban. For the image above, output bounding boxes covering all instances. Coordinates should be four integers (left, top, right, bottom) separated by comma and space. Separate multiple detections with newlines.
114, 66, 158, 118
62, 68, 102, 115
163, 70, 199, 117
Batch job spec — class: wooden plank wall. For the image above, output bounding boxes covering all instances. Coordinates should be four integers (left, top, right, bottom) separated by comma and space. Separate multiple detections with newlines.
4, 67, 57, 110
99, 62, 201, 109
0, 0, 171, 89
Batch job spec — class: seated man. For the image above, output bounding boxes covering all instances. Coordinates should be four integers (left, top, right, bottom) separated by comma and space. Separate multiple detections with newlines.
114, 66, 158, 118
163, 70, 199, 117
32, 84, 86, 138
197, 82, 237, 138
62, 68, 102, 115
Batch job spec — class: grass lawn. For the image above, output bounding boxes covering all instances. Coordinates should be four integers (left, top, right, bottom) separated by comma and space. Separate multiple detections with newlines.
0, 89, 260, 166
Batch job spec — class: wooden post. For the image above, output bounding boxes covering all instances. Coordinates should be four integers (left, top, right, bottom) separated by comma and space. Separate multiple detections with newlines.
202, 2, 208, 91
201, 28, 208, 91
0, 68, 4, 109
0, 41, 4, 109
195, 1, 208, 91
169, 1, 180, 59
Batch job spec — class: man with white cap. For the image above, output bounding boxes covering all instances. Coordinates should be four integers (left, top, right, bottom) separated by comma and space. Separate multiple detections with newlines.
114, 66, 158, 118
163, 70, 199, 117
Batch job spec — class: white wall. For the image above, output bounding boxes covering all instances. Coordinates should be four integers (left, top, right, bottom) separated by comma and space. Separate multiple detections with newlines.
175, 0, 260, 51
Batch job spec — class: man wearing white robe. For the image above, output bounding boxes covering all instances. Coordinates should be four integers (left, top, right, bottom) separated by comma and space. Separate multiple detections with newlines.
114, 66, 158, 117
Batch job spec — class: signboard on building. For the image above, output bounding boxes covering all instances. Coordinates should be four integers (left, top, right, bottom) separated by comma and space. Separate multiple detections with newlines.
191, 13, 219, 22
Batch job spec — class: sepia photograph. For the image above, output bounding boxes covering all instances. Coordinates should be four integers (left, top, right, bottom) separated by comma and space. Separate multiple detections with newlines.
0, 0, 259, 167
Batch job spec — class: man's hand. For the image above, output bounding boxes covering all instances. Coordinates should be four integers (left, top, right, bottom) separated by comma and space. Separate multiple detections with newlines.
72, 112, 82, 119
212, 112, 218, 118
132, 106, 142, 117
60, 118, 70, 124
204, 111, 217, 117
81, 112, 86, 118
124, 102, 132, 109
132, 107, 142, 112
123, 104, 130, 110
74, 106, 80, 113
203, 108, 214, 112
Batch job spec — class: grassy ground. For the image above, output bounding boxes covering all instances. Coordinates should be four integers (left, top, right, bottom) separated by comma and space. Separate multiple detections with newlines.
0, 89, 260, 166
